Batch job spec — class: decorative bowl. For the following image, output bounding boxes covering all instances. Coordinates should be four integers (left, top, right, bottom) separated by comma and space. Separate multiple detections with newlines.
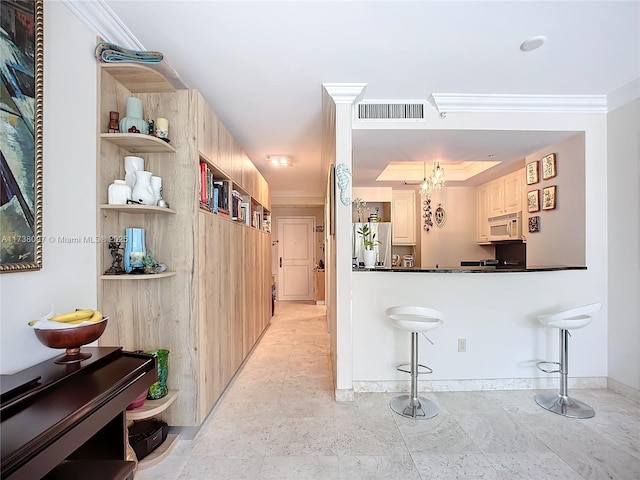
34, 317, 108, 364
127, 388, 148, 410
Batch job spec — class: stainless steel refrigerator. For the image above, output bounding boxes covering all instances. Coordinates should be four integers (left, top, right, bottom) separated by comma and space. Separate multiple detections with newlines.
353, 222, 392, 267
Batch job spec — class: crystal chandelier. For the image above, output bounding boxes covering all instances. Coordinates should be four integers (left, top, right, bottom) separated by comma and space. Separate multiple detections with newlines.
418, 161, 446, 196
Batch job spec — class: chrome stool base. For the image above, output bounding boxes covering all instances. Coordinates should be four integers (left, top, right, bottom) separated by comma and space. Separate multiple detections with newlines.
389, 394, 439, 420
535, 392, 595, 419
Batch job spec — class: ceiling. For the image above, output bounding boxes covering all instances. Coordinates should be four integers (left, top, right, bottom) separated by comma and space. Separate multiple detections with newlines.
91, 1, 639, 203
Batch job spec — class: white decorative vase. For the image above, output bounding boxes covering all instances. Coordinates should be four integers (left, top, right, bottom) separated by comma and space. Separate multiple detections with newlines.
119, 97, 148, 134
151, 176, 163, 204
363, 249, 377, 268
108, 180, 131, 205
131, 170, 155, 205
124, 156, 144, 190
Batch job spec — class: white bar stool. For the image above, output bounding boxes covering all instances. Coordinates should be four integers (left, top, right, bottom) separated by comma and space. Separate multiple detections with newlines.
535, 302, 601, 419
386, 305, 444, 420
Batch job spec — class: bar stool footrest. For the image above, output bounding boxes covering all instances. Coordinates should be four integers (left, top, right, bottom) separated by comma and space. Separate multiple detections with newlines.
536, 361, 561, 374
395, 363, 433, 375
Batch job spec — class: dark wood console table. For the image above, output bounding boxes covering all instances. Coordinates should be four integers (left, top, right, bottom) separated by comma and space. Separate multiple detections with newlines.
1, 347, 156, 479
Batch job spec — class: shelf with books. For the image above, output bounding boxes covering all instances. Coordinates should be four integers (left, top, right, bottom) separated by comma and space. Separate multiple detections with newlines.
199, 158, 230, 216
198, 157, 270, 231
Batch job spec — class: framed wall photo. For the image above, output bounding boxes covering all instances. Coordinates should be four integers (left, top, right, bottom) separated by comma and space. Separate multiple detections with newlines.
526, 160, 539, 185
528, 216, 540, 233
0, 0, 44, 273
542, 185, 557, 210
542, 153, 557, 180
527, 190, 540, 213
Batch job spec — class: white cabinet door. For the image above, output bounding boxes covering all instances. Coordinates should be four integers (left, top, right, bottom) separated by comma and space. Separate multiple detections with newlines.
392, 190, 416, 245
486, 169, 524, 217
487, 179, 505, 216
503, 170, 523, 214
476, 185, 490, 244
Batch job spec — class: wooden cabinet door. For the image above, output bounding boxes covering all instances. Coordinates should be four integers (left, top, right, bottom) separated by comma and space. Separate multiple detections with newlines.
392, 190, 416, 245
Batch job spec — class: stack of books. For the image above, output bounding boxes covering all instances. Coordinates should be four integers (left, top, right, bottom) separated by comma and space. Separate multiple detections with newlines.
231, 190, 243, 220
199, 161, 229, 215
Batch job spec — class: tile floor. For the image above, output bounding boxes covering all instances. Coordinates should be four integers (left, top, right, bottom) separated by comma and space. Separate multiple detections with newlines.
135, 301, 640, 480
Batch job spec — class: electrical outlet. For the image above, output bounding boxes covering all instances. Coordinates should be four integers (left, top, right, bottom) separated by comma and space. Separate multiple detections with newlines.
458, 338, 466, 352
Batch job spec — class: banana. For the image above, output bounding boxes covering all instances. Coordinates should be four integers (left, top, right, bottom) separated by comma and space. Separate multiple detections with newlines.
50, 309, 95, 323
67, 310, 103, 324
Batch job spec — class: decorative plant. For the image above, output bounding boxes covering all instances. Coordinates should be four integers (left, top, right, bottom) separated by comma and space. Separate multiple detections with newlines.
357, 224, 381, 250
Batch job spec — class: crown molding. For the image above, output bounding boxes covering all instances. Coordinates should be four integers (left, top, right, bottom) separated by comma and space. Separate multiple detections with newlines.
62, 0, 143, 50
63, 0, 188, 89
429, 93, 608, 114
323, 83, 367, 104
607, 78, 640, 112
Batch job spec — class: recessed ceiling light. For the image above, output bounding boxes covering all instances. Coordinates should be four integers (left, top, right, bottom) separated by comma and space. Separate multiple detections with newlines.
266, 155, 293, 167
520, 35, 547, 52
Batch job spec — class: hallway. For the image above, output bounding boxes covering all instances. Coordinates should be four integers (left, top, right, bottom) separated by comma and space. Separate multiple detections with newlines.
136, 301, 639, 479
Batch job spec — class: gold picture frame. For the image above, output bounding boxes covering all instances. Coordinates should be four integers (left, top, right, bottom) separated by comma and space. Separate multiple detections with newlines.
542, 185, 557, 210
527, 190, 540, 213
526, 160, 539, 185
1, 0, 44, 272
542, 153, 557, 180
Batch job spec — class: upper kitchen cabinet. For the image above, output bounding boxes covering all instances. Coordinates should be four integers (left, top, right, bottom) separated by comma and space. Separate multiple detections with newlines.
476, 184, 490, 244
487, 169, 524, 217
392, 190, 416, 245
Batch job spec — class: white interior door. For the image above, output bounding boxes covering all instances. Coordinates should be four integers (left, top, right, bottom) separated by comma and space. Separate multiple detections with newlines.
277, 217, 315, 301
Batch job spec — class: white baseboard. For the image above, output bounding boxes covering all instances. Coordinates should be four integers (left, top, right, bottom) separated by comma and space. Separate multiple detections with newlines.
352, 377, 608, 393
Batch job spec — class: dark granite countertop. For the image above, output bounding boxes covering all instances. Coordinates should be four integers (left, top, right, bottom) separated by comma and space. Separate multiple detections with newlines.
352, 265, 587, 273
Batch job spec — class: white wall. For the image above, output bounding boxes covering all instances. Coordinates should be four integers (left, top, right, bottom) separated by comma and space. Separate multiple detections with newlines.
420, 186, 494, 268
607, 96, 640, 391
525, 133, 586, 267
0, 3, 97, 373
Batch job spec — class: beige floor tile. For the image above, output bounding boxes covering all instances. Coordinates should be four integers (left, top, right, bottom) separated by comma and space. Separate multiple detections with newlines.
260, 455, 339, 480
143, 301, 639, 480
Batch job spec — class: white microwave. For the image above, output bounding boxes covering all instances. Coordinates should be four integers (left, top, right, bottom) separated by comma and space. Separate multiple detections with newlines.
488, 212, 523, 241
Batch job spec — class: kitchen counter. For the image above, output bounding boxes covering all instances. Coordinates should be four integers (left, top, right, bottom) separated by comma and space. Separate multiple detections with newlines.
353, 265, 586, 273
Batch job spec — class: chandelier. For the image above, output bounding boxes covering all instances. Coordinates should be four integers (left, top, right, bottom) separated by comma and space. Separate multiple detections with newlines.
418, 161, 446, 196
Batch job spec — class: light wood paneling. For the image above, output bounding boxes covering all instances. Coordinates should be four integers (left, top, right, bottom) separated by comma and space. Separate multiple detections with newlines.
97, 63, 271, 429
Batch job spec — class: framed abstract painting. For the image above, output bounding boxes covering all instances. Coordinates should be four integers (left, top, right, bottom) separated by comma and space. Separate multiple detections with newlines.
0, 0, 44, 272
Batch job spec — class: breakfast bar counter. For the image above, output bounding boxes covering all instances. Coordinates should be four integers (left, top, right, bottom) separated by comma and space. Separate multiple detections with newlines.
353, 265, 586, 273
346, 266, 605, 395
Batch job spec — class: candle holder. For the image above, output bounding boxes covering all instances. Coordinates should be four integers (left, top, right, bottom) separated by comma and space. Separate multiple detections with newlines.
154, 117, 170, 142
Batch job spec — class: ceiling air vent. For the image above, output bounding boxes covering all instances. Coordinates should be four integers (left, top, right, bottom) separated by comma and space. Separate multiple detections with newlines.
356, 101, 426, 121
